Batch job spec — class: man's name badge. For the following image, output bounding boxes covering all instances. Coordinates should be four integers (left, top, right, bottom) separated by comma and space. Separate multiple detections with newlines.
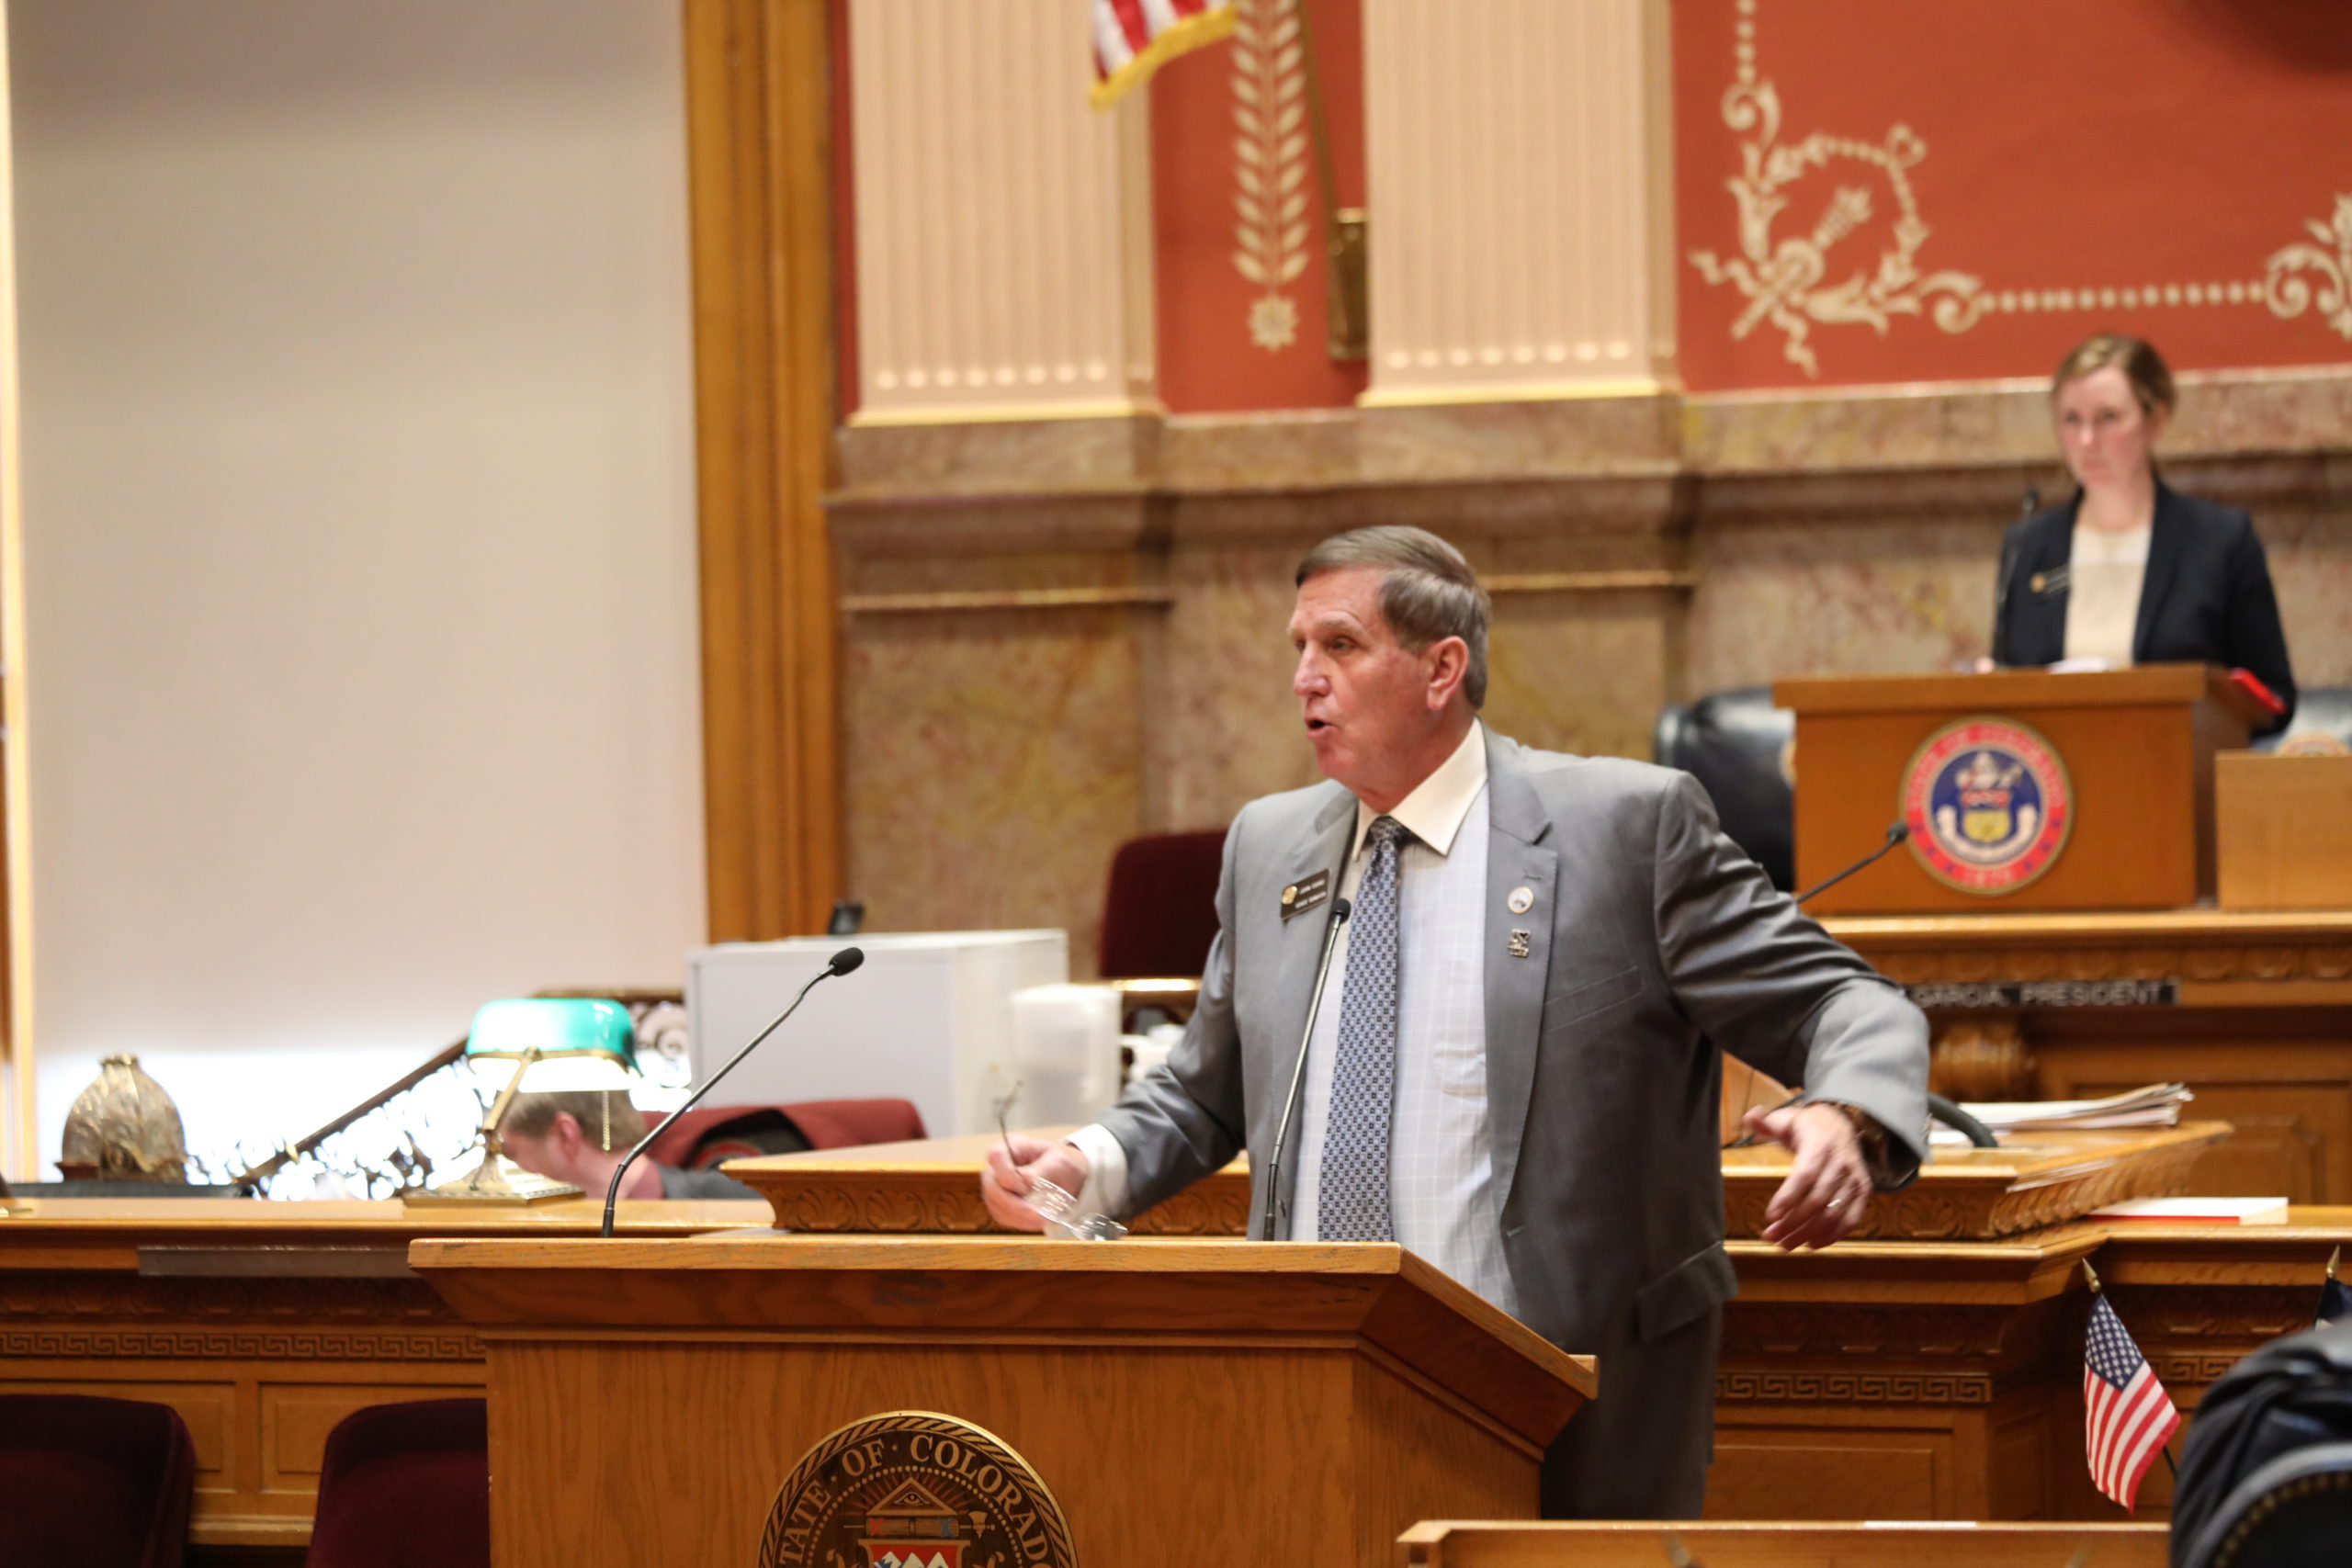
1281, 870, 1330, 921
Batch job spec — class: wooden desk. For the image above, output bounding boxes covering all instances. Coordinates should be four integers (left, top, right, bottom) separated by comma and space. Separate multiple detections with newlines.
1826, 908, 2352, 1202
0, 1197, 771, 1565
740, 1126, 2221, 1242
735, 1138, 2348, 1524
1711, 1208, 2352, 1523
8, 1196, 2346, 1546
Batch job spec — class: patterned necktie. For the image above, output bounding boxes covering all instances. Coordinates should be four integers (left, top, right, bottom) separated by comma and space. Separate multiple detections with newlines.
1318, 814, 1408, 1242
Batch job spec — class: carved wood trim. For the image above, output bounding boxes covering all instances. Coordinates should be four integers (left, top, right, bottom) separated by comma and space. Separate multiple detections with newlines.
1, 1326, 482, 1361
1724, 1138, 2213, 1241
1715, 1371, 1995, 1405
685, 0, 843, 940
743, 1168, 1252, 1236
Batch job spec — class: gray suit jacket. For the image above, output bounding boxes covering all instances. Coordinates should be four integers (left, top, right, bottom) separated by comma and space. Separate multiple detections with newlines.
1096, 729, 1930, 1513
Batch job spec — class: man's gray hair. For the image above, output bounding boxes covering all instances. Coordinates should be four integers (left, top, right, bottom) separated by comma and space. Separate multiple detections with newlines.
1295, 525, 1491, 708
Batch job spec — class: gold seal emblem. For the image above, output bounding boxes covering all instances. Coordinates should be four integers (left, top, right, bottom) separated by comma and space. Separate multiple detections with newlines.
759, 1412, 1077, 1568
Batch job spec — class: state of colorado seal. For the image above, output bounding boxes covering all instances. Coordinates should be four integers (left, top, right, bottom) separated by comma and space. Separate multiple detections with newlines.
758, 1413, 1078, 1568
1901, 717, 2074, 895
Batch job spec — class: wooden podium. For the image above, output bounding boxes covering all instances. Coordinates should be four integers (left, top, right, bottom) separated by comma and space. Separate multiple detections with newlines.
1775, 665, 2261, 914
411, 1235, 1592, 1568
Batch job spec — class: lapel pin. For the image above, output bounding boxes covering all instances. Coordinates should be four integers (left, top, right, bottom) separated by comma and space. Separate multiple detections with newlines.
1508, 930, 1532, 959
1508, 886, 1534, 914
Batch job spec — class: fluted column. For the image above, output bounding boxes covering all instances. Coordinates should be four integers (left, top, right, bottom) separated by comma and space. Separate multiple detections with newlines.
848, 0, 1156, 424
1361, 0, 1675, 405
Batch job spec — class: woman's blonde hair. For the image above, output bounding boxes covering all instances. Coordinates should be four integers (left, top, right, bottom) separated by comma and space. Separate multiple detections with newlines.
2052, 333, 2176, 418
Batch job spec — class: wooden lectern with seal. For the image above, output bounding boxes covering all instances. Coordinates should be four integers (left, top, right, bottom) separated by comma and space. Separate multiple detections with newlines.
412, 1235, 1592, 1568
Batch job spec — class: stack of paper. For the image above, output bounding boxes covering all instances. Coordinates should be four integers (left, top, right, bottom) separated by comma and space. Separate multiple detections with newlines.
1958, 1082, 2193, 1134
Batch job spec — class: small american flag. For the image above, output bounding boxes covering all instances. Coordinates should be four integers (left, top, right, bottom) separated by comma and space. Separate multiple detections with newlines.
2085, 1291, 2179, 1510
1091, 0, 1237, 108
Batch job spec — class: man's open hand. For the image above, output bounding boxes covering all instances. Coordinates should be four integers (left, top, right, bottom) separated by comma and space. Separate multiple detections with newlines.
979, 1134, 1093, 1232
1743, 1101, 1872, 1251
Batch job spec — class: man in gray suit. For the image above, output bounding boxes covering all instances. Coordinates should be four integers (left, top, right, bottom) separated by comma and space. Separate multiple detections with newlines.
984, 525, 1929, 1517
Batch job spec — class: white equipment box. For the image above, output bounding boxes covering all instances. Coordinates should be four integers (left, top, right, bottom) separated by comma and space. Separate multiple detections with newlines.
685, 931, 1069, 1139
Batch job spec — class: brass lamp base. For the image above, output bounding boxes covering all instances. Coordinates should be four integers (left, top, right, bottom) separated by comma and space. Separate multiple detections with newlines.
406, 1152, 582, 1208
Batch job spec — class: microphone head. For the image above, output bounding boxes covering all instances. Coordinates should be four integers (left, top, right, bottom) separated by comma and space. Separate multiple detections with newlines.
1331, 897, 1351, 920
1887, 822, 1911, 845
828, 946, 865, 976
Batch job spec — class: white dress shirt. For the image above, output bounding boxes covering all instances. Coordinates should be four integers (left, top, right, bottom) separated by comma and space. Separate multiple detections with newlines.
1069, 721, 1521, 1315
2063, 521, 2152, 667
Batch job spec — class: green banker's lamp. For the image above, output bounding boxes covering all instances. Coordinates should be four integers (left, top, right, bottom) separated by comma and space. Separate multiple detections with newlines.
411, 998, 638, 1207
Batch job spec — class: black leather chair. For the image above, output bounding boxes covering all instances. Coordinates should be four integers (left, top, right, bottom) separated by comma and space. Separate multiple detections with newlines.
1652, 685, 1797, 891
2252, 685, 2352, 757
2173, 1324, 2352, 1568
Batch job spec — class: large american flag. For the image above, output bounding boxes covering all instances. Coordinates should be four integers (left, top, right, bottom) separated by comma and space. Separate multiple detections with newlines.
1091, 0, 1236, 108
2085, 1292, 2179, 1510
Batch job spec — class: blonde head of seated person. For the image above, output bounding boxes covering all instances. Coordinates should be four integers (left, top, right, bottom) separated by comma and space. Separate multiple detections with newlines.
1989, 333, 2296, 733
498, 1090, 761, 1201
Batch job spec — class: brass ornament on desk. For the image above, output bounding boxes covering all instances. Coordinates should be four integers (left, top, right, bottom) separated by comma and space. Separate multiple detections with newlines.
758, 1412, 1076, 1568
58, 1055, 188, 1182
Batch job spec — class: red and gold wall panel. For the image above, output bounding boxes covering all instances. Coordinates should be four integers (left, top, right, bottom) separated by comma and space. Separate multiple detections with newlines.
1675, 0, 2352, 391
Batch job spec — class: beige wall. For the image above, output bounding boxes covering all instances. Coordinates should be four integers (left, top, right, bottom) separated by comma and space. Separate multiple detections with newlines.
8, 1, 705, 1176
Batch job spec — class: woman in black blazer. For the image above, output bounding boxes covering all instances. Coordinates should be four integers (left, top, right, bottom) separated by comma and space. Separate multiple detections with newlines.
1992, 334, 2297, 734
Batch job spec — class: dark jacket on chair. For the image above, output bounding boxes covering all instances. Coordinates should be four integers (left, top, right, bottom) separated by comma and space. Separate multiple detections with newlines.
1992, 481, 2297, 734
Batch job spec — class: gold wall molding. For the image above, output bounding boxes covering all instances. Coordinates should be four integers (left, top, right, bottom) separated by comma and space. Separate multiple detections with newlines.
1229, 0, 1310, 352
1359, 0, 1676, 405
2266, 195, 2352, 340
686, 0, 843, 941
848, 0, 1156, 424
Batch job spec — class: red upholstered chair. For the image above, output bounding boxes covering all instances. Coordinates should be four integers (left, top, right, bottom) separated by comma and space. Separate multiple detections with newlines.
1098, 829, 1226, 980
305, 1399, 490, 1568
0, 1393, 195, 1568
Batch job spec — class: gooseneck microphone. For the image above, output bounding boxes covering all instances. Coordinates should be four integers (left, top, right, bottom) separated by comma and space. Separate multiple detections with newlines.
1793, 824, 1908, 907
1258, 898, 1351, 1242
600, 945, 865, 1236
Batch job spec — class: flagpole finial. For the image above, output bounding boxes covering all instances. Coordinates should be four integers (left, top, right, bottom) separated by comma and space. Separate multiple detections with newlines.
2082, 1258, 2103, 1292
2330, 1246, 2342, 1282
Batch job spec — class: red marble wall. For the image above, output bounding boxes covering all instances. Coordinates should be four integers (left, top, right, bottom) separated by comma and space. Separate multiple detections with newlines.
1675, 0, 2352, 391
